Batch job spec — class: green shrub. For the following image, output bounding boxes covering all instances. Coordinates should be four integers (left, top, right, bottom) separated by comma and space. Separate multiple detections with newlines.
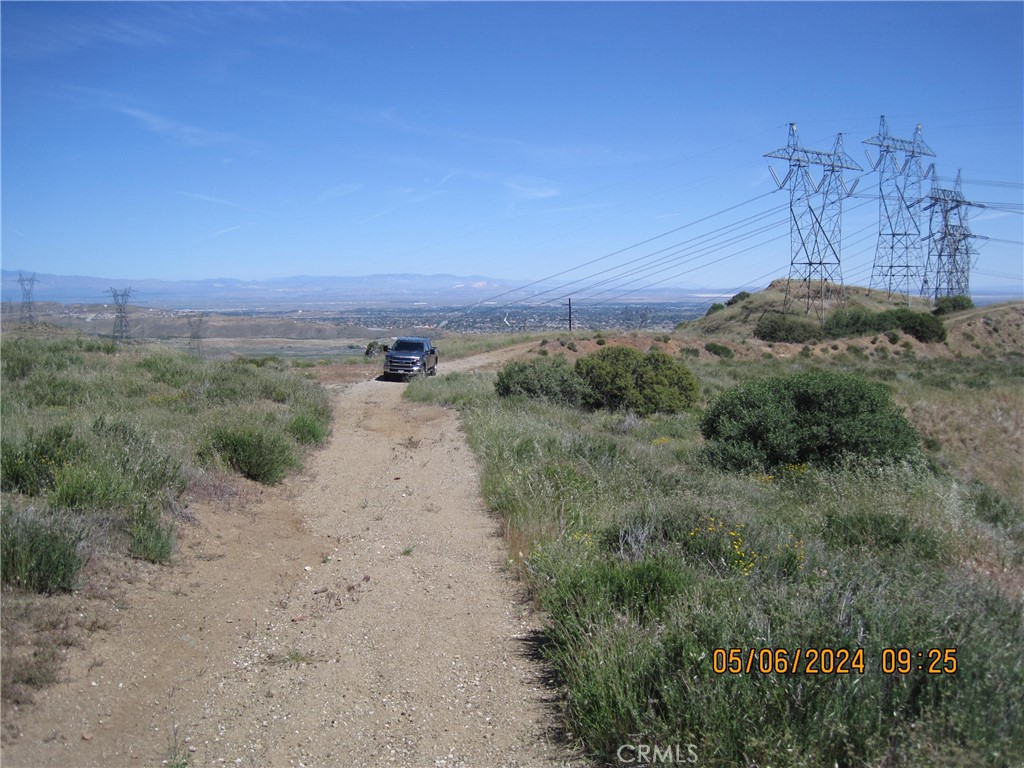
705, 303, 725, 316
494, 357, 590, 407
933, 295, 974, 315
824, 307, 946, 343
823, 306, 881, 338
883, 308, 946, 343
207, 423, 299, 484
136, 351, 199, 388
1, 424, 86, 496
0, 336, 113, 384
700, 370, 920, 471
127, 511, 175, 563
1, 508, 89, 593
969, 481, 1022, 527
287, 412, 329, 445
725, 291, 751, 307
575, 347, 698, 417
703, 342, 733, 359
754, 313, 823, 343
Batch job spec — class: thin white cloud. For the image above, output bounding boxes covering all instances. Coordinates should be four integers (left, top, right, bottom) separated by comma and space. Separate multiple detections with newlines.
3, 3, 271, 61
972, 210, 1016, 224
210, 224, 249, 239
363, 108, 643, 168
503, 176, 560, 200
349, 189, 444, 226
118, 106, 256, 149
191, 222, 255, 245
172, 190, 242, 208
317, 183, 363, 203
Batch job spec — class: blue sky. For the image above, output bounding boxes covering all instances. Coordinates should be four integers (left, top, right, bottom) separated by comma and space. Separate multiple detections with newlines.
2, 1, 1022, 298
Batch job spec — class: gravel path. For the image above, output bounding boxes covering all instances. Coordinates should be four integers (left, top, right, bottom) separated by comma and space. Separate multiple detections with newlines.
2, 349, 580, 768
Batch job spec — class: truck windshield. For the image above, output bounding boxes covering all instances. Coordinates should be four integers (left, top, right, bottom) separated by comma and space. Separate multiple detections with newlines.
392, 340, 426, 352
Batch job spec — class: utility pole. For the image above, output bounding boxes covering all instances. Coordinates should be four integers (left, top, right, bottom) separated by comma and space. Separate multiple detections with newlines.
187, 313, 205, 359
923, 170, 980, 301
765, 124, 861, 322
110, 287, 132, 342
18, 272, 38, 325
567, 298, 573, 331
864, 116, 935, 303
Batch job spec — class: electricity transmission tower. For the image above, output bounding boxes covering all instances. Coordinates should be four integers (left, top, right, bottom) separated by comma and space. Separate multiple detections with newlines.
765, 123, 862, 321
110, 287, 132, 341
186, 314, 205, 359
18, 272, 38, 325
863, 116, 935, 302
922, 170, 979, 301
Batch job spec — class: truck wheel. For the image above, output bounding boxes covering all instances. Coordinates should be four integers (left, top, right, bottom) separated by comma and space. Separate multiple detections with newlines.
428, 364, 437, 376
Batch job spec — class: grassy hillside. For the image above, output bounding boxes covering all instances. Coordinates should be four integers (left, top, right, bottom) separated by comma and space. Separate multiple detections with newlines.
406, 307, 1024, 766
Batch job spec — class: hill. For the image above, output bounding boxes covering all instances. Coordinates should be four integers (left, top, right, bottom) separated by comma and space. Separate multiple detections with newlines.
674, 279, 1024, 362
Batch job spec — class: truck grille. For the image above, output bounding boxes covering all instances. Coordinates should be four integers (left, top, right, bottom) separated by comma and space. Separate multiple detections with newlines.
385, 356, 421, 374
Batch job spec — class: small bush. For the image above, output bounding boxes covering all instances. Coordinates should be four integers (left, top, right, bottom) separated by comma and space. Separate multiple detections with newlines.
207, 423, 299, 484
969, 481, 1021, 527
703, 342, 733, 359
287, 412, 329, 445
725, 291, 751, 307
494, 357, 590, 407
754, 313, 823, 343
1, 508, 89, 593
933, 295, 974, 315
700, 370, 920, 471
705, 303, 725, 316
823, 306, 880, 338
575, 347, 699, 417
595, 338, 607, 346
127, 512, 174, 563
884, 308, 946, 343
1, 424, 86, 496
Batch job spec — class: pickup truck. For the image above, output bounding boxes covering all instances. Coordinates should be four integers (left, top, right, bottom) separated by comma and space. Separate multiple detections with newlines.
382, 337, 439, 381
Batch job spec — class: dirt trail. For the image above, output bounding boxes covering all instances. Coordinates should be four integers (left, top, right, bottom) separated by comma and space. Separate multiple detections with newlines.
2, 347, 578, 767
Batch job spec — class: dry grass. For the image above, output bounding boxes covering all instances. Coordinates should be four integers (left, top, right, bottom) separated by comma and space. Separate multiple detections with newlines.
906, 387, 1024, 501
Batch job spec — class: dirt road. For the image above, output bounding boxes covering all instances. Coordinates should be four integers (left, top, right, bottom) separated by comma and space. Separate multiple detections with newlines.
2, 348, 579, 767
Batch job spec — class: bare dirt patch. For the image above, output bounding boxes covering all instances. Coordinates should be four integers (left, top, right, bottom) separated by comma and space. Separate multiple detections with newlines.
1, 350, 580, 768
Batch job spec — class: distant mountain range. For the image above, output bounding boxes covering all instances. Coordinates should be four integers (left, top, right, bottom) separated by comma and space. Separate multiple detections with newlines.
0, 269, 714, 310
3, 269, 1017, 311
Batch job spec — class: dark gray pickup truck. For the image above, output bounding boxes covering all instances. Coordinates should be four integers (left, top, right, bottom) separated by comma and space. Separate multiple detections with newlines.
382, 337, 439, 381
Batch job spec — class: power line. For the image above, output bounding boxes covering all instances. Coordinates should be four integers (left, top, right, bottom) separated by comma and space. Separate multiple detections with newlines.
597, 197, 878, 310
500, 203, 788, 307
466, 190, 781, 308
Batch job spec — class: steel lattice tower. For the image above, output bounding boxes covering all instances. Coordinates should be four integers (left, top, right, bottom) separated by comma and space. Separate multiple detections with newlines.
186, 314, 205, 359
864, 116, 935, 302
765, 124, 862, 321
18, 272, 38, 325
110, 287, 132, 341
923, 171, 976, 300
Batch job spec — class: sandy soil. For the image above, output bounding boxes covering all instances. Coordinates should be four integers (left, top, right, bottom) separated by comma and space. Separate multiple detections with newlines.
1, 347, 580, 768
